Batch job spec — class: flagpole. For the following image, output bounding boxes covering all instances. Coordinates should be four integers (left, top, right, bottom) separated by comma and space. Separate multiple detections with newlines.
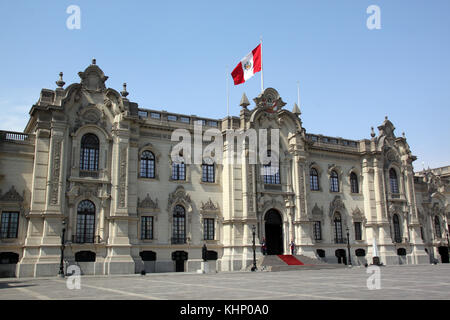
260, 36, 264, 93
226, 66, 230, 117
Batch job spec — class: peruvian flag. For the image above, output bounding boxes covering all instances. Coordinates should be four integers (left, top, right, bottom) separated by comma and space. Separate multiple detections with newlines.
231, 44, 262, 85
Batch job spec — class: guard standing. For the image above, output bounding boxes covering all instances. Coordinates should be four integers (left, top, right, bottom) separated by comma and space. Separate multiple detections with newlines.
290, 240, 295, 255
202, 244, 208, 261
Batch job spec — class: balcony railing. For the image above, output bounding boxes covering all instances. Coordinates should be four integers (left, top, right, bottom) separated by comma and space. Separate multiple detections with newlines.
0, 131, 34, 144
171, 237, 187, 245
334, 237, 348, 244
71, 235, 102, 244
79, 170, 99, 178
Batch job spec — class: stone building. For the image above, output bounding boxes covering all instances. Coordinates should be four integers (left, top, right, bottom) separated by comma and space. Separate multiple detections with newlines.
0, 60, 448, 277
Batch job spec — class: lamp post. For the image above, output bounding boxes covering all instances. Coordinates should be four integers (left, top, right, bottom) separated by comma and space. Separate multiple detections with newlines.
251, 225, 257, 272
58, 220, 66, 278
346, 227, 352, 266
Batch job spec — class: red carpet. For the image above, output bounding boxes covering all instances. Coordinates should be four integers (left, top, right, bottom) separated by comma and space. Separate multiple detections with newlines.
277, 255, 304, 265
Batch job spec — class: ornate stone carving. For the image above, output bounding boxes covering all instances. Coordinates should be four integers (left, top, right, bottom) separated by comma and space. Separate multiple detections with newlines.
352, 206, 366, 222
50, 139, 62, 205
78, 61, 108, 92
253, 88, 286, 113
312, 203, 323, 217
200, 198, 219, 212
167, 186, 192, 211
298, 163, 306, 216
329, 195, 345, 217
0, 186, 24, 202
119, 147, 127, 208
248, 164, 254, 212
138, 194, 158, 209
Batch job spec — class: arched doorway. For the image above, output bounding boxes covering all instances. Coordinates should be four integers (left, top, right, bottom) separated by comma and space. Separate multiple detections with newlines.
264, 209, 283, 255
438, 246, 449, 263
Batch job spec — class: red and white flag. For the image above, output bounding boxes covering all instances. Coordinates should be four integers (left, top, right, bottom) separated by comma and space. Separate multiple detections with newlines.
231, 44, 262, 85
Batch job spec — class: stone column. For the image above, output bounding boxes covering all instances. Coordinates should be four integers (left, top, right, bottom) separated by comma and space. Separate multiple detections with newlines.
104, 122, 134, 275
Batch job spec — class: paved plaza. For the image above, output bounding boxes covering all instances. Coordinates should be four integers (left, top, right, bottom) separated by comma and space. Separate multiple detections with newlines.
0, 264, 449, 300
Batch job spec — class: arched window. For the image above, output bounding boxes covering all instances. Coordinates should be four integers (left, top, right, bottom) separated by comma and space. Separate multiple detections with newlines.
389, 168, 399, 194
330, 170, 339, 192
310, 168, 319, 191
393, 214, 402, 243
172, 205, 186, 244
76, 200, 95, 243
434, 216, 442, 239
334, 213, 343, 243
140, 151, 155, 178
263, 150, 280, 184
350, 172, 359, 193
80, 133, 99, 171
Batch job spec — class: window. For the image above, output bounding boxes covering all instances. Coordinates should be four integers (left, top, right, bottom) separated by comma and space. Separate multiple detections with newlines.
0, 212, 19, 238
204, 218, 215, 240
263, 150, 280, 184
350, 172, 359, 193
316, 249, 326, 258
202, 161, 215, 183
80, 134, 99, 171
172, 161, 186, 180
172, 205, 186, 244
138, 110, 148, 118
75, 200, 95, 243
330, 170, 339, 192
140, 151, 155, 178
167, 115, 177, 121
75, 251, 96, 262
140, 251, 156, 261
389, 168, 399, 194
0, 252, 19, 264
334, 213, 343, 243
180, 117, 190, 123
313, 221, 322, 241
393, 214, 402, 243
141, 216, 154, 240
434, 216, 441, 239
150, 112, 161, 119
310, 168, 319, 191
354, 222, 362, 240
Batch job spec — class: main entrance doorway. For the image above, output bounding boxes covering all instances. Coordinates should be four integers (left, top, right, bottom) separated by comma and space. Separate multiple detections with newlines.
264, 209, 283, 255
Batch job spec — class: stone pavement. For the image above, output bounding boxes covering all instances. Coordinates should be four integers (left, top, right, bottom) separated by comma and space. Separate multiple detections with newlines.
0, 264, 449, 300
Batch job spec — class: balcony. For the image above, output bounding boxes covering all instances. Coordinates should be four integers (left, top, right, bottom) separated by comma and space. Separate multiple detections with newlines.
334, 237, 348, 244
71, 235, 103, 244
79, 170, 99, 178
171, 237, 187, 245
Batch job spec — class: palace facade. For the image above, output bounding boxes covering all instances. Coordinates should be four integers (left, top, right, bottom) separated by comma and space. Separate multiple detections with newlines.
0, 61, 449, 277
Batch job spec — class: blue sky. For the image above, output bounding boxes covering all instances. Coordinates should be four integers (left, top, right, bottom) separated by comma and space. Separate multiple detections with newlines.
0, 0, 449, 170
